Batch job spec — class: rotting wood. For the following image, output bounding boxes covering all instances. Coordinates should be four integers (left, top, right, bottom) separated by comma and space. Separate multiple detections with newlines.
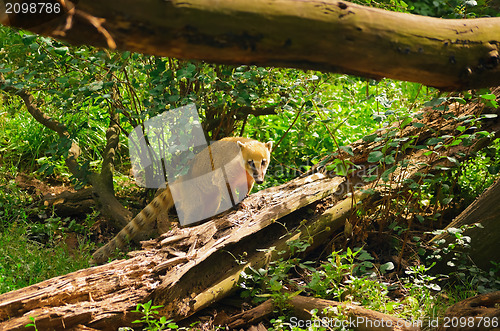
0, 174, 344, 330
226, 299, 274, 329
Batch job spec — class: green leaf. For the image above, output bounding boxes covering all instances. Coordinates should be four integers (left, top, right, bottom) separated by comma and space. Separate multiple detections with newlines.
367, 151, 383, 163
424, 97, 447, 107
384, 155, 395, 164
380, 262, 395, 274
121, 51, 131, 59
479, 93, 496, 100
363, 133, 378, 143
339, 145, 354, 156
357, 251, 374, 261
426, 137, 443, 145
53, 46, 69, 55
487, 164, 500, 175
88, 81, 103, 91
381, 165, 397, 181
400, 117, 412, 128
21, 34, 37, 45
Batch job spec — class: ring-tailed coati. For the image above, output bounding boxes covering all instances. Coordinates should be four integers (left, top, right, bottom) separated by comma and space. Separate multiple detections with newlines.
91, 137, 272, 264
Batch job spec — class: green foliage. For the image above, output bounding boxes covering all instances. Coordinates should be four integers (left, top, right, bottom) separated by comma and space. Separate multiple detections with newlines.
247, 76, 427, 185
0, 175, 30, 229
0, 169, 94, 294
240, 241, 447, 329
351, 0, 411, 12
306, 248, 375, 299
0, 111, 58, 171
351, 0, 500, 18
0, 222, 92, 294
25, 316, 38, 331
128, 300, 178, 331
0, 23, 431, 191
430, 224, 500, 294
239, 240, 311, 311
354, 88, 500, 272
453, 139, 500, 204
409, 0, 500, 18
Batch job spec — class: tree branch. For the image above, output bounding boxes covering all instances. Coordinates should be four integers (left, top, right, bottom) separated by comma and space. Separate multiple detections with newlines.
3, 0, 500, 90
0, 73, 82, 176
0, 74, 131, 228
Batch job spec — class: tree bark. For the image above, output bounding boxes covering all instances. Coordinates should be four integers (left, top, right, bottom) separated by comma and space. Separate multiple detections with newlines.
438, 291, 500, 331
1, 0, 500, 90
0, 174, 347, 330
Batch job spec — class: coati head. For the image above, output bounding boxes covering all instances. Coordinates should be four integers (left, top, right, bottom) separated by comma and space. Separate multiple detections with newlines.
237, 140, 273, 184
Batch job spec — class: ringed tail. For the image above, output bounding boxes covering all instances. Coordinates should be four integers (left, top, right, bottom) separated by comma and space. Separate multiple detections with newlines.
90, 186, 174, 264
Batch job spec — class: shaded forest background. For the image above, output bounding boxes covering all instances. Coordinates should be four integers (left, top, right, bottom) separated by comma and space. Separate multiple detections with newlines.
0, 0, 500, 329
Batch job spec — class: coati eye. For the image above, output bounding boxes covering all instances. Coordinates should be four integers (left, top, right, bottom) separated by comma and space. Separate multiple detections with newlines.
248, 160, 254, 167
262, 159, 267, 165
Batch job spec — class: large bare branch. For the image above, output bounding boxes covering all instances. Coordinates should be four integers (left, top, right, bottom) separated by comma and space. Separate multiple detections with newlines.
0, 73, 82, 176
2, 0, 500, 90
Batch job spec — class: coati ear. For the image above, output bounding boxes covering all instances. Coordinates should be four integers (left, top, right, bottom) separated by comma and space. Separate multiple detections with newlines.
265, 141, 273, 152
237, 141, 246, 149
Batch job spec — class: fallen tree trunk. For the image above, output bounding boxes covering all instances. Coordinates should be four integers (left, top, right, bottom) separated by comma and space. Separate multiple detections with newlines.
0, 174, 347, 330
1, 92, 499, 329
1, 0, 500, 90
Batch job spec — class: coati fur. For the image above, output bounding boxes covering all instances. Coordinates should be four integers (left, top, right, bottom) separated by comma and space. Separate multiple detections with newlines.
91, 137, 272, 264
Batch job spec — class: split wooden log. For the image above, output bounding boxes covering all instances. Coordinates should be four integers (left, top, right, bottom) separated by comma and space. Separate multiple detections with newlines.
0, 174, 348, 330
226, 299, 274, 329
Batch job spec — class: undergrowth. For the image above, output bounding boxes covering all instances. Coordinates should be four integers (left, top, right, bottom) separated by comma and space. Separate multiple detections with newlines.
1, 30, 499, 329
0, 223, 92, 294
0, 170, 94, 294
